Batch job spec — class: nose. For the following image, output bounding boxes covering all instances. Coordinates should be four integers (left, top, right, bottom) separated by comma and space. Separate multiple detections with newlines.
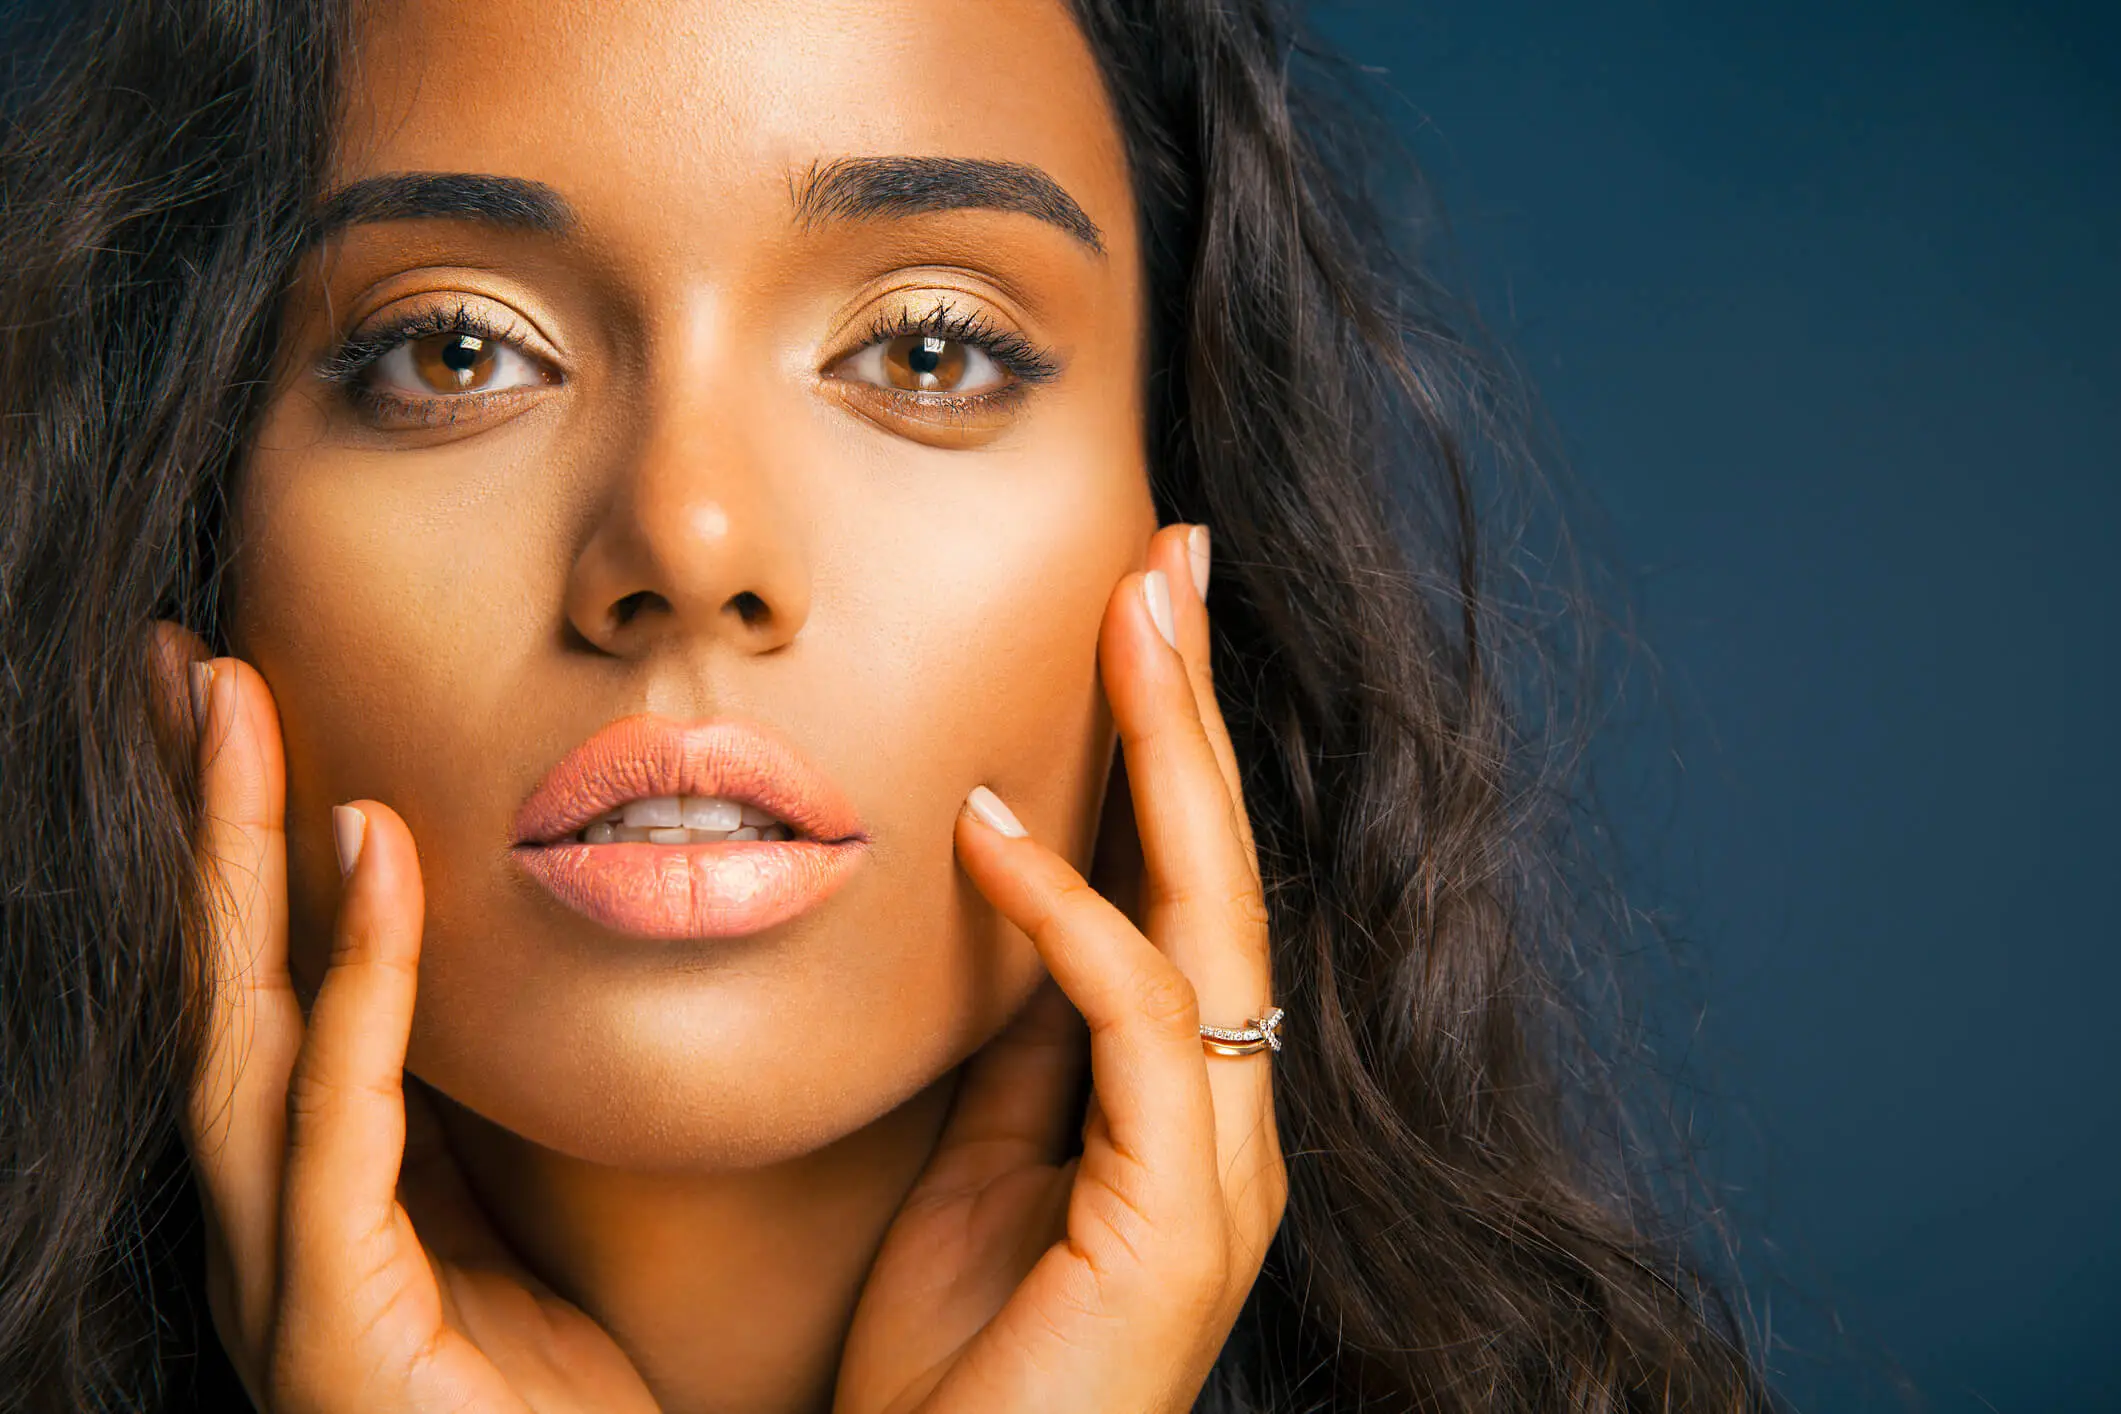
563, 366, 811, 659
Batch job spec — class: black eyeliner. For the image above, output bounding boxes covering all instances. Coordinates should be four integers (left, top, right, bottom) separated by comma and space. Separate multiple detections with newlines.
863, 296, 1062, 384
315, 300, 529, 388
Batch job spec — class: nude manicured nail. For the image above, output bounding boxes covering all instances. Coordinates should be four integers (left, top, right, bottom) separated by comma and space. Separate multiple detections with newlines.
1187, 524, 1212, 599
964, 785, 1028, 838
333, 805, 368, 879
188, 661, 213, 724
1143, 569, 1176, 649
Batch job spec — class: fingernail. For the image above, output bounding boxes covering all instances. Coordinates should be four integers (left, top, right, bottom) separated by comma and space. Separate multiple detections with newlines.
964, 785, 1028, 838
333, 804, 368, 879
1186, 524, 1212, 600
1142, 569, 1176, 649
188, 661, 213, 724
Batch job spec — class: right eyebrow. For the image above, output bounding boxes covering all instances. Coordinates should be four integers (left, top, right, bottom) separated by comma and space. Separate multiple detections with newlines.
308, 172, 576, 243
791, 155, 1106, 257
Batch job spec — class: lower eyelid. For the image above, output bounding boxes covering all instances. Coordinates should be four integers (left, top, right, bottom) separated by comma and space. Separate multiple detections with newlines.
346, 384, 551, 432
839, 380, 1034, 428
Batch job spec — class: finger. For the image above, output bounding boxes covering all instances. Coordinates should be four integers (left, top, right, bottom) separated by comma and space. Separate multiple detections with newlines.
277, 799, 430, 1315
1162, 524, 1254, 859
169, 647, 301, 1363
916, 980, 1088, 1198
1102, 545, 1273, 1030
954, 791, 1216, 1197
1113, 532, 1284, 1219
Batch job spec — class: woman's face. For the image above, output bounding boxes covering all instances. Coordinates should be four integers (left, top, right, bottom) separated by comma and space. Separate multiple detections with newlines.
234, 0, 1152, 1168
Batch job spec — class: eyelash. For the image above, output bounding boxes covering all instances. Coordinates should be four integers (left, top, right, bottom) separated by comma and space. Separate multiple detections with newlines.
855, 297, 1061, 388
316, 302, 540, 418
315, 297, 1060, 417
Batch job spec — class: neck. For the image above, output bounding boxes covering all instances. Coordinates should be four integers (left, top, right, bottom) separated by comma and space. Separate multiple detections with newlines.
435, 1076, 955, 1414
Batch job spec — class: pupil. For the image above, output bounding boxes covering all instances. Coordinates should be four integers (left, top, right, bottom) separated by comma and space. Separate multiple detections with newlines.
908, 338, 943, 376
441, 336, 483, 372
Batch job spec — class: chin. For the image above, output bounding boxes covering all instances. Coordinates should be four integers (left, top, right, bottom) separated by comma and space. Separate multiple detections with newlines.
400, 886, 1044, 1172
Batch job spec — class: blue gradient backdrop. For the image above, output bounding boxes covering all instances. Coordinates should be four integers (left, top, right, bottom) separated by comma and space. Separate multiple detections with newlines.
1313, 2, 2119, 1409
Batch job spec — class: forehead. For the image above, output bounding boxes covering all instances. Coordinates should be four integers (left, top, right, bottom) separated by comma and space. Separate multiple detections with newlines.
335, 0, 1133, 261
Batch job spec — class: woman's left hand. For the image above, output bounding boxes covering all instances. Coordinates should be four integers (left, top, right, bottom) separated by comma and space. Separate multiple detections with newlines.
836, 523, 1287, 1414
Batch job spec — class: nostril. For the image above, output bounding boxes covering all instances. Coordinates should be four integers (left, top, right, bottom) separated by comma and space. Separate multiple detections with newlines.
612, 590, 661, 628
727, 591, 770, 629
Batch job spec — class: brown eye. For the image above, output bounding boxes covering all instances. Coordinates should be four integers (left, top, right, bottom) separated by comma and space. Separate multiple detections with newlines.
363, 328, 550, 401
836, 331, 1011, 398
882, 334, 970, 391
410, 332, 498, 391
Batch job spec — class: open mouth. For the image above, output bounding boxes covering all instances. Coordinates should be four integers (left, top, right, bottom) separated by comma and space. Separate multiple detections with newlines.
509, 714, 869, 939
571, 794, 801, 845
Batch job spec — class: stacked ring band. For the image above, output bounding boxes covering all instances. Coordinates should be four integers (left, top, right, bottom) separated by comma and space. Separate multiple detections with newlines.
1199, 1006, 1285, 1057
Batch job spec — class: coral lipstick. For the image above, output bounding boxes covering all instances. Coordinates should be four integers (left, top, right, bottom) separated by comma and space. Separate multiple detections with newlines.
510, 715, 869, 940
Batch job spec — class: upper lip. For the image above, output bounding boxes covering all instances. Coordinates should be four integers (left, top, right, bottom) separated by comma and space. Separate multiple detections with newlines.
511, 714, 868, 846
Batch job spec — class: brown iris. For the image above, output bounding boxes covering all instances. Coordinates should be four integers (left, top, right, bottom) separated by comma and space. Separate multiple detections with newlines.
410, 332, 498, 392
882, 333, 969, 392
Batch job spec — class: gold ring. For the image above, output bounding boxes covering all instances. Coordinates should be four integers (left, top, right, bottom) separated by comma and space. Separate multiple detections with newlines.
1200, 1006, 1284, 1057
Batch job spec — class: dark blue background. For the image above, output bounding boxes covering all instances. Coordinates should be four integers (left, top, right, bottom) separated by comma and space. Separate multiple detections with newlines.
1314, 2, 2119, 1409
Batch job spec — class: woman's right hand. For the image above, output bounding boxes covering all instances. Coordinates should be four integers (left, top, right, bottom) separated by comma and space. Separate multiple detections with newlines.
161, 632, 657, 1412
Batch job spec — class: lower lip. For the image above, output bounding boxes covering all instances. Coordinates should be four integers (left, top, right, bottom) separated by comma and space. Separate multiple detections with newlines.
511, 839, 867, 940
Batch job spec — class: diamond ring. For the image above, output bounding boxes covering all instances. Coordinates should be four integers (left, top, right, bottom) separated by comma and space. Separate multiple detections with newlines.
1199, 1006, 1285, 1057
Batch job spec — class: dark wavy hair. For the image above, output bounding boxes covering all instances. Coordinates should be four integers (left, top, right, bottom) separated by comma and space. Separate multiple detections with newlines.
0, 0, 1774, 1409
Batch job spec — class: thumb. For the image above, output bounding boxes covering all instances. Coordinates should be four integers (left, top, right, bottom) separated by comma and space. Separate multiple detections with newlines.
274, 799, 439, 1373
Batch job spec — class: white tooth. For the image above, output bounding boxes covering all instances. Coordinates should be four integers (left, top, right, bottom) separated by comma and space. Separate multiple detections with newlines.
614, 825, 654, 843
647, 827, 690, 845
738, 804, 777, 828
692, 828, 734, 843
604, 809, 626, 824
584, 820, 617, 845
622, 796, 682, 828
762, 824, 792, 842
727, 826, 761, 842
682, 796, 742, 831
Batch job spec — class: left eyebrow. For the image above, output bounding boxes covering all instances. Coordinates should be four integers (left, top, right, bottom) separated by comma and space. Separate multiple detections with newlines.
791, 156, 1106, 258
307, 172, 576, 243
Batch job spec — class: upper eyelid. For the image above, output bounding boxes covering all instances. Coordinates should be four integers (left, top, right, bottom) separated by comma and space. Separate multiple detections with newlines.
832, 293, 1059, 380
823, 267, 1039, 337
338, 289, 566, 364
316, 310, 563, 400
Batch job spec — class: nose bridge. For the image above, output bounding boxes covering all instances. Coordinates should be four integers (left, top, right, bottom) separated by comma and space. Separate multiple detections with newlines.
565, 292, 810, 655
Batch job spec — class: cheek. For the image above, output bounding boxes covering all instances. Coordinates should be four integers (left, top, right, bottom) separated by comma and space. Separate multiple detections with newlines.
228, 433, 557, 985
934, 505, 1137, 854
838, 415, 1153, 855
